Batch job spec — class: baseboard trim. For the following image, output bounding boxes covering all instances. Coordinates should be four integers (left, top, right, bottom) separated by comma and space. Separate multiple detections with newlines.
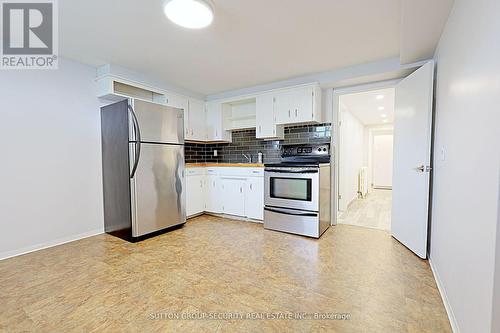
429, 258, 460, 333
189, 212, 263, 224
0, 228, 104, 261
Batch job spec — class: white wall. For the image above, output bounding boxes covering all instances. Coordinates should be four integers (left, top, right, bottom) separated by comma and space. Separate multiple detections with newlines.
493, 178, 500, 333
0, 58, 104, 260
430, 0, 500, 332
365, 125, 394, 191
372, 133, 393, 188
338, 105, 365, 211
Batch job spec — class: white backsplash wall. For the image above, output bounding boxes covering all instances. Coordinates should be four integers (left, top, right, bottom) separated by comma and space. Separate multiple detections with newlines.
185, 123, 331, 164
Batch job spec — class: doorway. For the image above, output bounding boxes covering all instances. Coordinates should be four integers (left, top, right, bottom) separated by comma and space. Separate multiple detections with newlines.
331, 61, 435, 259
336, 87, 395, 232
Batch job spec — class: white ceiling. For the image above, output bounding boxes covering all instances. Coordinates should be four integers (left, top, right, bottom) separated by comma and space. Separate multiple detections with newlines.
340, 88, 395, 126
400, 0, 454, 64
59, 0, 451, 96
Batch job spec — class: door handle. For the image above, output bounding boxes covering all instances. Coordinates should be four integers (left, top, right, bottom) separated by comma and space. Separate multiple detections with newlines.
128, 105, 141, 179
250, 183, 253, 190
414, 165, 432, 173
240, 187, 243, 193
264, 207, 318, 217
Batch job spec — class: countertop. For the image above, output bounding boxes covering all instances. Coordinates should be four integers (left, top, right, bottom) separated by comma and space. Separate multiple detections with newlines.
186, 163, 264, 168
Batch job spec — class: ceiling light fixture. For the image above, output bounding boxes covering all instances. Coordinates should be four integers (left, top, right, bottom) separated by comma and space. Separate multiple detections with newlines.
163, 0, 214, 29
376, 95, 384, 100
377, 106, 385, 111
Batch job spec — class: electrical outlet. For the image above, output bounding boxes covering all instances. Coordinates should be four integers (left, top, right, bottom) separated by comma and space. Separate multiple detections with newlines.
213, 149, 218, 157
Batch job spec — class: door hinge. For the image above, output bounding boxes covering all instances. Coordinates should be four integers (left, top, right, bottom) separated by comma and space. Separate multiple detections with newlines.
338, 194, 342, 200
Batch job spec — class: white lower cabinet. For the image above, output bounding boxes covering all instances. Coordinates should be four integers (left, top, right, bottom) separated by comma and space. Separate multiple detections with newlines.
186, 169, 205, 216
221, 178, 246, 216
205, 175, 222, 213
245, 177, 264, 220
186, 167, 264, 221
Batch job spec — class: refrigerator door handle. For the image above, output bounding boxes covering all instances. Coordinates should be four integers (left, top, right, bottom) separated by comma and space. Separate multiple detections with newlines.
129, 105, 141, 179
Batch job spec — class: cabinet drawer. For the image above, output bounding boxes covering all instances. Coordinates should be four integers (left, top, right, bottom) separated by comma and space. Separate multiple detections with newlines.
206, 168, 218, 175
186, 167, 205, 176
247, 168, 264, 177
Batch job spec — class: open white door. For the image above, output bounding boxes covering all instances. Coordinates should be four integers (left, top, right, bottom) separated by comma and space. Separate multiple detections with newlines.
391, 61, 434, 259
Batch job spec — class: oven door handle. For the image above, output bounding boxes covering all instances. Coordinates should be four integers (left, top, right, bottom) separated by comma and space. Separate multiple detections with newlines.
265, 169, 318, 174
264, 207, 318, 217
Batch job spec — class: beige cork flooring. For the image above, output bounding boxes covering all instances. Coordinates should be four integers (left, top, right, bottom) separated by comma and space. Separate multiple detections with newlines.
0, 215, 451, 332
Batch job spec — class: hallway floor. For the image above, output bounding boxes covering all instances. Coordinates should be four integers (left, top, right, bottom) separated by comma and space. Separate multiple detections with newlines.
338, 189, 392, 231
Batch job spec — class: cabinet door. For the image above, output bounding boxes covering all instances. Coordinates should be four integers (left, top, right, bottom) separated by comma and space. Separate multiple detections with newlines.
294, 86, 314, 123
256, 94, 275, 138
187, 99, 206, 141
275, 90, 292, 124
246, 177, 264, 220
206, 101, 222, 141
221, 178, 246, 216
205, 175, 222, 213
186, 175, 205, 216
166, 94, 189, 138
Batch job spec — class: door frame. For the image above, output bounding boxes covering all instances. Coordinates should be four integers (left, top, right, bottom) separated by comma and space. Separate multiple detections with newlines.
331, 79, 400, 224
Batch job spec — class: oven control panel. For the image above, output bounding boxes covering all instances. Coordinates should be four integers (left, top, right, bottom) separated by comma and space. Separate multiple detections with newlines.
281, 144, 330, 157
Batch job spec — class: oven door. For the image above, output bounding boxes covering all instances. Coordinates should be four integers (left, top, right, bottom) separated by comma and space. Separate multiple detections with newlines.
264, 167, 319, 211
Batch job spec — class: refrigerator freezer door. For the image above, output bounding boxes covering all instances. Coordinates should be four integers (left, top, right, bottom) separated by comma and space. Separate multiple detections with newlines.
131, 99, 184, 144
130, 143, 185, 237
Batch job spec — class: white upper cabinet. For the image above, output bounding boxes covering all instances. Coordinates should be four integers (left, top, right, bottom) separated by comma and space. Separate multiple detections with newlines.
275, 89, 293, 124
165, 93, 188, 110
186, 99, 206, 141
163, 93, 189, 138
97, 75, 321, 141
256, 93, 284, 139
275, 84, 322, 125
206, 101, 232, 142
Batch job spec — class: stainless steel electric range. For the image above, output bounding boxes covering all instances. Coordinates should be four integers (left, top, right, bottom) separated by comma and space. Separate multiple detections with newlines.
264, 143, 331, 238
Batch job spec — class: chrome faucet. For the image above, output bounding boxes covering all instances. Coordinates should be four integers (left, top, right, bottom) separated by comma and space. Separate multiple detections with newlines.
242, 153, 252, 163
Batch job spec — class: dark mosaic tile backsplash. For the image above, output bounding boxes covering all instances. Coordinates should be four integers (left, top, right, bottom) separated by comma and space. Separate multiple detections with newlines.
185, 123, 331, 164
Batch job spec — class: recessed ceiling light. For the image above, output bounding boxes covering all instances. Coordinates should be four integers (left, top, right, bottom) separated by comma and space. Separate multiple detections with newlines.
376, 95, 384, 100
163, 0, 214, 29
377, 106, 385, 111
380, 114, 387, 118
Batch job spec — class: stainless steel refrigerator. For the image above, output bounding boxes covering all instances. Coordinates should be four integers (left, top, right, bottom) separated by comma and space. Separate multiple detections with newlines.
101, 99, 185, 242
